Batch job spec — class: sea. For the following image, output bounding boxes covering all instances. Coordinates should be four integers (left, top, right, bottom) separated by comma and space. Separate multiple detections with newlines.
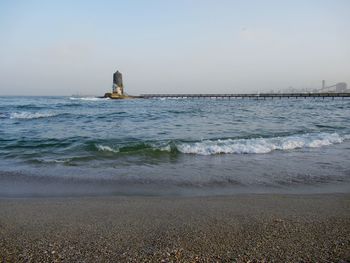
0, 96, 349, 197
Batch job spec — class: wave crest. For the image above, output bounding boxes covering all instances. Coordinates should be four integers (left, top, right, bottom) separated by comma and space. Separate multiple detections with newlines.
176, 133, 344, 155
10, 112, 58, 120
92, 133, 346, 156
94, 142, 171, 154
95, 144, 120, 153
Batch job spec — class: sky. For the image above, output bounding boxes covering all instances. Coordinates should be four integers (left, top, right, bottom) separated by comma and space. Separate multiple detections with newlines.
0, 0, 349, 95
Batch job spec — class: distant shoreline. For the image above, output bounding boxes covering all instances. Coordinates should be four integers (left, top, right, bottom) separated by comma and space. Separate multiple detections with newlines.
1, 92, 349, 98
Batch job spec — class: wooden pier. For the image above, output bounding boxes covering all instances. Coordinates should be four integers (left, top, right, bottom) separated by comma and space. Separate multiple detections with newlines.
140, 93, 350, 99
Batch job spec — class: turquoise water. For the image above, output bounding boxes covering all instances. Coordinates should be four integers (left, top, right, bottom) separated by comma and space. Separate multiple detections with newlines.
0, 96, 350, 196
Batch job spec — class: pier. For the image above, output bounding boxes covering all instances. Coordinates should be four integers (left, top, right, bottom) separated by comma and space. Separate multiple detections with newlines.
140, 93, 350, 99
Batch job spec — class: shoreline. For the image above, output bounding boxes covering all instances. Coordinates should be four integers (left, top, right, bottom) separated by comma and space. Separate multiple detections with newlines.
1, 193, 349, 262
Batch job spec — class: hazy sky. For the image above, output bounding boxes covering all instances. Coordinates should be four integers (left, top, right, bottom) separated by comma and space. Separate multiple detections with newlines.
0, 0, 349, 95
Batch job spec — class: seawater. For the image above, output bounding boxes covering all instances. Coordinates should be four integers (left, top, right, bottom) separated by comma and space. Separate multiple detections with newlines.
0, 96, 349, 196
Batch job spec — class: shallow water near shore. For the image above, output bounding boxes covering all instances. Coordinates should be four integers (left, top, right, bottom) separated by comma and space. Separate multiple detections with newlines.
1, 96, 350, 196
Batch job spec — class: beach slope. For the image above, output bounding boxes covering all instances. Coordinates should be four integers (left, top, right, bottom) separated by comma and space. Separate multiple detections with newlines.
1, 194, 349, 262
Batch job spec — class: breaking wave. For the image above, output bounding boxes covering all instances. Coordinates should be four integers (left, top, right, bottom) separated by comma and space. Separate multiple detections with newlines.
94, 143, 171, 154
176, 132, 345, 155
95, 144, 120, 153
91, 132, 347, 156
9, 112, 59, 120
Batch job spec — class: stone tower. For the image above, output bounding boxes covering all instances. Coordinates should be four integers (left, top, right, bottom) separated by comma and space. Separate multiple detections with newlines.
113, 70, 124, 95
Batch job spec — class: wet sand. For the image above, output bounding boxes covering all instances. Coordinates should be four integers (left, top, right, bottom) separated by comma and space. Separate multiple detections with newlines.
1, 194, 349, 262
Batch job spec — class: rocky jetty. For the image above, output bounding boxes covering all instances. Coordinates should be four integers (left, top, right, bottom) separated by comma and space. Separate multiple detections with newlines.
104, 70, 138, 99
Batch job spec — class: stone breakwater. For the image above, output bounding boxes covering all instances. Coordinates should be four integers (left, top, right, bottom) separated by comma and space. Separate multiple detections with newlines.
103, 92, 140, 99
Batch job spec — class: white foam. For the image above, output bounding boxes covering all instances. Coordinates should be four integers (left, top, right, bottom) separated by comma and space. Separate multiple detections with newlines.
158, 145, 172, 152
10, 112, 58, 120
69, 97, 109, 101
95, 144, 119, 153
176, 133, 345, 155
53, 159, 68, 163
344, 134, 350, 140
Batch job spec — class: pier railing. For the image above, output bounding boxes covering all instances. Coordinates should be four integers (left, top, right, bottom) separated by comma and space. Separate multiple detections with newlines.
140, 93, 350, 99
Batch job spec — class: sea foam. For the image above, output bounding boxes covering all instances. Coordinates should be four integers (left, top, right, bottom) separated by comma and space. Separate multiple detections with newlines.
9, 112, 58, 120
175, 132, 345, 155
93, 133, 346, 156
69, 97, 109, 101
95, 144, 120, 153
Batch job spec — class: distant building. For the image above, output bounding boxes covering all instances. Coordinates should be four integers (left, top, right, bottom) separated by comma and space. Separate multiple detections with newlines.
319, 81, 348, 93
335, 82, 347, 92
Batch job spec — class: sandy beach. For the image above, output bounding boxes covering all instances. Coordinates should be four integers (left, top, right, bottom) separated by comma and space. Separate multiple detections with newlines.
0, 193, 349, 262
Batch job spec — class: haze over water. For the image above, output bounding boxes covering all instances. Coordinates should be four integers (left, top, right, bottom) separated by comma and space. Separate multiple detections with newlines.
0, 96, 349, 196
1, 1, 350, 95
